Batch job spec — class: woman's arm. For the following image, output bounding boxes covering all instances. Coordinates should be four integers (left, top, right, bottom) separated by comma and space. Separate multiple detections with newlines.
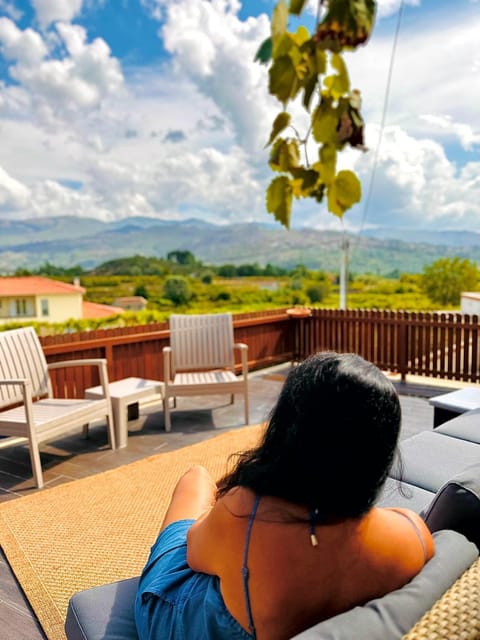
161, 465, 217, 531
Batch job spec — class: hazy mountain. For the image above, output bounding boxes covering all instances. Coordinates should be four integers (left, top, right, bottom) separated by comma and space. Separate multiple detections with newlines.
362, 228, 480, 248
0, 216, 479, 274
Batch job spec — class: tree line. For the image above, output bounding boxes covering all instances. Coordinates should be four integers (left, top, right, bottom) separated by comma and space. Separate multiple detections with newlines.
12, 252, 479, 307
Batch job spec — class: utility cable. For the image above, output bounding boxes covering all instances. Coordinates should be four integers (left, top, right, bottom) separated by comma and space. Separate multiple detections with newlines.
350, 0, 405, 256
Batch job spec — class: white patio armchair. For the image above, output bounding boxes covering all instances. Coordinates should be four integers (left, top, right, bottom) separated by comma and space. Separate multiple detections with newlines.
162, 313, 249, 432
0, 326, 115, 488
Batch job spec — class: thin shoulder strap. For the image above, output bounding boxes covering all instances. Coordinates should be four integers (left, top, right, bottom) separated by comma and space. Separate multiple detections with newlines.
242, 494, 261, 639
389, 508, 428, 562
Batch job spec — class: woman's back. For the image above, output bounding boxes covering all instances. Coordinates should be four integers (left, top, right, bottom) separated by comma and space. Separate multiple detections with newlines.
136, 353, 435, 639
187, 487, 434, 640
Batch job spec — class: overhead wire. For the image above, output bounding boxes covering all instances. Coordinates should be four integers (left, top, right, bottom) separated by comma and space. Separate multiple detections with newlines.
350, 0, 406, 257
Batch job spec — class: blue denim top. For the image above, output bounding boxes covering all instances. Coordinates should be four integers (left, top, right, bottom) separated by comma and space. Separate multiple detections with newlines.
135, 518, 254, 640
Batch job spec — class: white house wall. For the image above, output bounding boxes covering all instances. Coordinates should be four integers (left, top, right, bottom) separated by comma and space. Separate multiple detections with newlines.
0, 293, 83, 324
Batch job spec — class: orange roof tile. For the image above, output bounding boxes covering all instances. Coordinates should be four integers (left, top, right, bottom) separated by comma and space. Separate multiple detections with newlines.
0, 276, 85, 296
82, 301, 125, 319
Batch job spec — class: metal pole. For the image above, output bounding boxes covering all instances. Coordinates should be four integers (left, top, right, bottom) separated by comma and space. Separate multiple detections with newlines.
339, 238, 349, 310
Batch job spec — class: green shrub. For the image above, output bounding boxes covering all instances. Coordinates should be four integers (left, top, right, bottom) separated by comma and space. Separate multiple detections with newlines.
163, 276, 193, 306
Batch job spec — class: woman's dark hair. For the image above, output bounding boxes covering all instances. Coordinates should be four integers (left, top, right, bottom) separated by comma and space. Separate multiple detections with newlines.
217, 352, 401, 522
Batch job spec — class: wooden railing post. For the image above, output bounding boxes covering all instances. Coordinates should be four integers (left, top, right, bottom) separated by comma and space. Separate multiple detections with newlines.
397, 312, 407, 382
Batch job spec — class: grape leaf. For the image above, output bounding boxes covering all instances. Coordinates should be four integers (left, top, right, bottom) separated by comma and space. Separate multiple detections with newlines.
269, 138, 300, 171
289, 0, 308, 16
327, 169, 362, 217
314, 143, 337, 185
266, 112, 291, 147
312, 100, 338, 143
267, 176, 293, 228
271, 0, 288, 41
269, 56, 298, 103
254, 37, 272, 64
323, 53, 350, 99
335, 170, 362, 207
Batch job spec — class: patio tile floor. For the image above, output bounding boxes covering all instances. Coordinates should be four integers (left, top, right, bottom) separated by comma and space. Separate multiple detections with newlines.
0, 365, 456, 639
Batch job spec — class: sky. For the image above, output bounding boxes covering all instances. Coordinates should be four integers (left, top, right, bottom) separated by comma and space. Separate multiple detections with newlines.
0, 0, 478, 233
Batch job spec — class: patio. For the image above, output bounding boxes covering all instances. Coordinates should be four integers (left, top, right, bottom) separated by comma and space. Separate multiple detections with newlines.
0, 360, 455, 640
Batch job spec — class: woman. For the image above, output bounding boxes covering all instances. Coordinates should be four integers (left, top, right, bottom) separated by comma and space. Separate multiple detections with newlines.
135, 352, 434, 640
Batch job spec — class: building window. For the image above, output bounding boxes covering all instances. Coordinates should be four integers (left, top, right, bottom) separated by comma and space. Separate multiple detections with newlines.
16, 299, 28, 316
41, 299, 49, 317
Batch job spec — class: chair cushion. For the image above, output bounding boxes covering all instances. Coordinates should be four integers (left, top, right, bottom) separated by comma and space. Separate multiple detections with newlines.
435, 408, 480, 443
377, 477, 435, 514
389, 430, 480, 493
65, 577, 139, 640
65, 533, 478, 640
422, 463, 480, 550
292, 530, 478, 640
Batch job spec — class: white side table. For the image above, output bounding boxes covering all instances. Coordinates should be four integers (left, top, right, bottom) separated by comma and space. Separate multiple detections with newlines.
85, 377, 164, 448
429, 387, 480, 428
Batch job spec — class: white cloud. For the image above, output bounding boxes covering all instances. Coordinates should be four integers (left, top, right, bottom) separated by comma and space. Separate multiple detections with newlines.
0, 19, 124, 126
0, 0, 478, 235
349, 11, 480, 127
0, 18, 48, 65
376, 0, 420, 19
31, 0, 83, 28
350, 126, 480, 230
419, 115, 480, 151
0, 0, 23, 22
0, 166, 31, 209
160, 0, 275, 152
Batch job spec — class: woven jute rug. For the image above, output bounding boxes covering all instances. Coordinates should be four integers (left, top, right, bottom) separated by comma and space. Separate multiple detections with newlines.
0, 424, 264, 640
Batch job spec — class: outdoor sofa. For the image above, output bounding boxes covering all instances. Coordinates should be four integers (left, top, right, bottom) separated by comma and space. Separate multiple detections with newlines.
65, 408, 480, 640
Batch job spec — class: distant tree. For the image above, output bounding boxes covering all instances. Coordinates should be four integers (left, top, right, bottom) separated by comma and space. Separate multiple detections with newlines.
422, 257, 479, 306
306, 273, 331, 303
167, 250, 197, 266
134, 284, 149, 299
163, 276, 192, 305
34, 262, 84, 277
200, 271, 214, 284
237, 263, 262, 276
14, 267, 32, 276
211, 290, 231, 302
91, 255, 168, 276
263, 262, 286, 276
290, 264, 309, 279
217, 264, 237, 277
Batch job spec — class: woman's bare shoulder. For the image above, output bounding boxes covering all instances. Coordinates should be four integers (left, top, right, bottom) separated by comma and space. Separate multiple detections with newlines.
186, 486, 253, 573
379, 507, 435, 562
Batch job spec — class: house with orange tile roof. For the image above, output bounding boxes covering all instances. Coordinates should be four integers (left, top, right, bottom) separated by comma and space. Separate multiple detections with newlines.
0, 276, 123, 324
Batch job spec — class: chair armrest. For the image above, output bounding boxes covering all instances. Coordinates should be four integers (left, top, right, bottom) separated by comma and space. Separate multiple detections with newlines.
0, 378, 30, 387
0, 379, 35, 420
163, 347, 172, 383
47, 358, 108, 369
233, 343, 248, 376
233, 342, 248, 351
48, 359, 110, 398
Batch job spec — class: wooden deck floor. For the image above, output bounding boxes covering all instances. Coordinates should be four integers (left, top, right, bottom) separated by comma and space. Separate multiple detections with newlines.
0, 365, 456, 640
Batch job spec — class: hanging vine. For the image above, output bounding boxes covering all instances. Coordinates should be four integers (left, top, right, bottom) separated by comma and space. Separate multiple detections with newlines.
256, 0, 377, 228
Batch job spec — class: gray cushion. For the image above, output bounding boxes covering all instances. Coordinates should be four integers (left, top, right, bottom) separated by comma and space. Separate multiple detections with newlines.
65, 533, 477, 640
377, 477, 435, 513
436, 408, 480, 443
390, 431, 480, 493
422, 463, 480, 549
292, 530, 478, 640
65, 577, 139, 640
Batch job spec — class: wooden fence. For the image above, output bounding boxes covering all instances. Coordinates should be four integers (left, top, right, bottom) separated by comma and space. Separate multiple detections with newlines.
40, 309, 294, 397
38, 308, 480, 397
299, 309, 480, 383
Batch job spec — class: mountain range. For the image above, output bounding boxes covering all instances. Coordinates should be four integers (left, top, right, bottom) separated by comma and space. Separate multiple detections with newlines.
0, 216, 479, 275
